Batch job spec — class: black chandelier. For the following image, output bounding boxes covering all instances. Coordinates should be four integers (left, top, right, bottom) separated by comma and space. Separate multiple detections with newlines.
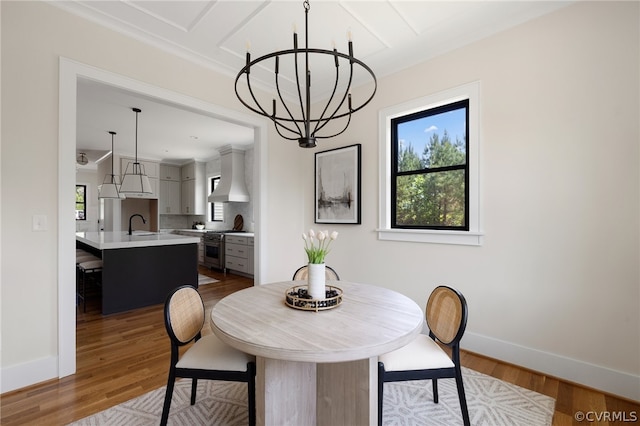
234, 0, 377, 148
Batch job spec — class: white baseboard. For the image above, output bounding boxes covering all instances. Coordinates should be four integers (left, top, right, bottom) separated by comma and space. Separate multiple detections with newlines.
463, 332, 640, 402
2, 334, 639, 403
1, 356, 58, 394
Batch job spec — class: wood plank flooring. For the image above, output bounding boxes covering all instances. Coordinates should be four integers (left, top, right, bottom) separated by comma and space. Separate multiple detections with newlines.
1, 269, 638, 425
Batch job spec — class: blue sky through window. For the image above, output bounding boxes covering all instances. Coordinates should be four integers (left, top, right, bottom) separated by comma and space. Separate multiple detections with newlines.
397, 107, 466, 157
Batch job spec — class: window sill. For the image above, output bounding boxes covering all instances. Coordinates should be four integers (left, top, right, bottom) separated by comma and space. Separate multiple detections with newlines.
376, 228, 483, 246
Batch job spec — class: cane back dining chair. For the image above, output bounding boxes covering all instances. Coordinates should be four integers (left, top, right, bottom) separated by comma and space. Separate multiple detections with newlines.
378, 285, 470, 426
292, 265, 340, 281
161, 285, 256, 426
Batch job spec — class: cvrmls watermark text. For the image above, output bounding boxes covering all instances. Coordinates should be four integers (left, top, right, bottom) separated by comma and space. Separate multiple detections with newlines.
574, 411, 638, 422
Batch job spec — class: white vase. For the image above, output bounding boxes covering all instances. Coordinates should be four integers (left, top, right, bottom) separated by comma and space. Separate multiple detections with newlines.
307, 263, 326, 299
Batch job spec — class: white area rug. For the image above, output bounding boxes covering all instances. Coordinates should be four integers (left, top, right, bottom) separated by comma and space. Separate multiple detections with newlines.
198, 274, 219, 285
68, 367, 555, 425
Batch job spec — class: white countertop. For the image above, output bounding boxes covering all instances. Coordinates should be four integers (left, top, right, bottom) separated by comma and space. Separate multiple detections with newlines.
168, 228, 209, 234
76, 231, 201, 250
167, 229, 255, 237
223, 231, 255, 237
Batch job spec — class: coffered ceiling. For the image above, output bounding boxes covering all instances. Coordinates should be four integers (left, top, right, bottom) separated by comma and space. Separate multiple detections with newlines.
61, 0, 571, 167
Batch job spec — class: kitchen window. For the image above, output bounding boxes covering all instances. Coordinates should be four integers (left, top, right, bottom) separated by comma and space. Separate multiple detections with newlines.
378, 81, 483, 245
209, 177, 223, 222
75, 185, 87, 220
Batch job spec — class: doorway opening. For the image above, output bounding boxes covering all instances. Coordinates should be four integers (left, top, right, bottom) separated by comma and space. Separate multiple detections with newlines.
59, 58, 268, 377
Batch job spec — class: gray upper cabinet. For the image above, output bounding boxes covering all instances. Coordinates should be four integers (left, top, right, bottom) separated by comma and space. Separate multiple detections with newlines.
160, 164, 180, 181
159, 164, 181, 214
181, 161, 205, 215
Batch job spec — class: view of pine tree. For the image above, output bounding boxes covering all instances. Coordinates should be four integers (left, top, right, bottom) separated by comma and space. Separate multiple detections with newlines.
396, 130, 466, 227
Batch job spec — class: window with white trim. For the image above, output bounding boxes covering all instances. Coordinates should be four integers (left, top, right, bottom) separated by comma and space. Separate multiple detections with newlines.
378, 82, 482, 246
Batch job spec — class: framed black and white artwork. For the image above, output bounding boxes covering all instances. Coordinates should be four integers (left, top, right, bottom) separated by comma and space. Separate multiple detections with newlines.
315, 144, 361, 224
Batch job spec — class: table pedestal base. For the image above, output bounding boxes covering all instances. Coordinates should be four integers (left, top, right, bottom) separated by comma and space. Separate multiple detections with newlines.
256, 357, 377, 426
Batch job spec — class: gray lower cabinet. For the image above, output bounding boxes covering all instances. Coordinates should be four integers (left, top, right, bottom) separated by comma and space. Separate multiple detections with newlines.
247, 237, 254, 275
225, 235, 253, 276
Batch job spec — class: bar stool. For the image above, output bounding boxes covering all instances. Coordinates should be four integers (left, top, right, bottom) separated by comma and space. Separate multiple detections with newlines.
76, 251, 98, 282
76, 253, 99, 264
77, 259, 102, 312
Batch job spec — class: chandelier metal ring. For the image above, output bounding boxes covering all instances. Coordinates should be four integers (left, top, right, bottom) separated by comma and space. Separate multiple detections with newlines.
234, 0, 377, 148
234, 48, 377, 123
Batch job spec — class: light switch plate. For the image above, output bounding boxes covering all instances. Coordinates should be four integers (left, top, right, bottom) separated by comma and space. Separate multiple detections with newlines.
33, 214, 48, 231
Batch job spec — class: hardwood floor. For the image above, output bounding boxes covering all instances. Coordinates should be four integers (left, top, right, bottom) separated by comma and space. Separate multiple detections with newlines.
1, 269, 638, 425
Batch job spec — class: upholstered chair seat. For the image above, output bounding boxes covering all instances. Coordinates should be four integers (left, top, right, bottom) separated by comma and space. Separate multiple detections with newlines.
176, 333, 254, 371
379, 334, 454, 372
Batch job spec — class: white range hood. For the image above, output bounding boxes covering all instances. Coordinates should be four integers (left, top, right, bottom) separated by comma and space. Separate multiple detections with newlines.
208, 145, 250, 203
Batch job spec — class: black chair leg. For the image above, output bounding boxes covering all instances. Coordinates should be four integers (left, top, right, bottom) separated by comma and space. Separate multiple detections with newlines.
190, 378, 198, 405
432, 378, 439, 403
81, 269, 87, 312
248, 362, 256, 426
160, 373, 176, 426
455, 369, 470, 426
377, 362, 385, 426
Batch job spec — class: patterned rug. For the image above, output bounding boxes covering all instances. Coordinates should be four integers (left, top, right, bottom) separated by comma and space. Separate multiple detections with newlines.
198, 274, 219, 285
68, 367, 554, 425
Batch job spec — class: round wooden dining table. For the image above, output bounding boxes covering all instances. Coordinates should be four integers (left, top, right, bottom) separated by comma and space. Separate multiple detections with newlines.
210, 281, 424, 426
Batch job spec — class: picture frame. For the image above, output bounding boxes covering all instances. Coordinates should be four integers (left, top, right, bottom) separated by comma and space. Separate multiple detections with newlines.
315, 144, 361, 224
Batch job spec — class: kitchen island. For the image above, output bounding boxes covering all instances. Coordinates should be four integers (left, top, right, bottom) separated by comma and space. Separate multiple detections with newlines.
76, 231, 200, 314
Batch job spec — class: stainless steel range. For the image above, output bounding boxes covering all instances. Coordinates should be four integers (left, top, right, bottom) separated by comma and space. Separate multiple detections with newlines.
203, 232, 224, 271
203, 230, 247, 272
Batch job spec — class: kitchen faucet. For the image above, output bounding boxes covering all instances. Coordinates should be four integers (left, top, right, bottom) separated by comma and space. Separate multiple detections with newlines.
128, 214, 146, 235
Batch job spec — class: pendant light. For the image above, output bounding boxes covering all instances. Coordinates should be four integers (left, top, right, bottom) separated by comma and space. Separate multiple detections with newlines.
120, 107, 152, 194
98, 131, 125, 199
76, 152, 89, 165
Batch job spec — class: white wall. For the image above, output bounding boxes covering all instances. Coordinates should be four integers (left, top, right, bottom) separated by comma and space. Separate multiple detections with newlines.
1, 0, 638, 401
302, 1, 639, 399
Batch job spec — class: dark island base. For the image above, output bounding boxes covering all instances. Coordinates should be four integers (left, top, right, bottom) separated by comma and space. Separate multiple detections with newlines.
101, 243, 198, 315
